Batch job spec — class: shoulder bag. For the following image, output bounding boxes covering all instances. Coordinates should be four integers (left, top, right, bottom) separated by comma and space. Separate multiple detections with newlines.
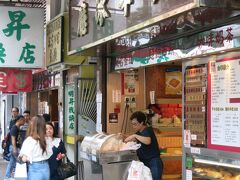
57, 156, 78, 179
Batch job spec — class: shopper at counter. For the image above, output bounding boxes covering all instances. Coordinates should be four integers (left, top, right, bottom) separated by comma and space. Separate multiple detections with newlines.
125, 111, 163, 180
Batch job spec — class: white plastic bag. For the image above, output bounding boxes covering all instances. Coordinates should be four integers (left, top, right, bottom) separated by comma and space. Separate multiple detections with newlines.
127, 160, 152, 180
14, 162, 27, 180
120, 141, 141, 151
142, 166, 152, 180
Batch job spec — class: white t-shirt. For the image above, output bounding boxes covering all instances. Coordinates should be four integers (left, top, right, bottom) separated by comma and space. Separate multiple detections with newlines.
19, 136, 53, 163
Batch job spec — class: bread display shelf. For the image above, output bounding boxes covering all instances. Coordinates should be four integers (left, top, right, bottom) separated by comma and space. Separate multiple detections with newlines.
153, 125, 182, 133
156, 98, 182, 104
161, 154, 182, 161
185, 147, 240, 162
162, 174, 181, 179
193, 172, 221, 180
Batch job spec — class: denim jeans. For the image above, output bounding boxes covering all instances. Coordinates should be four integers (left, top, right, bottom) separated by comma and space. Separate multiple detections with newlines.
28, 160, 50, 180
4, 145, 17, 179
143, 157, 163, 180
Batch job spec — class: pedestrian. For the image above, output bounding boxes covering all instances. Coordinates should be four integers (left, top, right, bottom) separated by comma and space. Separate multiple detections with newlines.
0, 126, 2, 141
124, 111, 163, 180
9, 107, 20, 131
3, 107, 20, 162
21, 110, 31, 131
4, 115, 25, 180
18, 115, 52, 180
46, 122, 66, 180
42, 113, 51, 122
19, 110, 31, 142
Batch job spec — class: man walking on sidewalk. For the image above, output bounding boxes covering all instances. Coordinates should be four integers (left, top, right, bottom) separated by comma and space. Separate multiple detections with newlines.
4, 115, 25, 180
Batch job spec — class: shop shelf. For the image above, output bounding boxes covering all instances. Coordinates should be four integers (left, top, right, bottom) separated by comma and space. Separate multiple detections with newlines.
152, 125, 182, 134
185, 147, 240, 161
161, 154, 182, 161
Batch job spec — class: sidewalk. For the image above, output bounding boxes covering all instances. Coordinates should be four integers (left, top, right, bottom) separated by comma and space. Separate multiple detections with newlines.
0, 154, 8, 180
0, 144, 8, 179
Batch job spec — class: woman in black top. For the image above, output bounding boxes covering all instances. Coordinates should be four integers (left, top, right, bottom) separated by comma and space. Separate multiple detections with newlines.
46, 122, 66, 180
125, 111, 163, 180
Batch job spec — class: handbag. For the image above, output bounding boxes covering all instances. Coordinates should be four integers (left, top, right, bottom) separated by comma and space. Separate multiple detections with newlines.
57, 156, 78, 179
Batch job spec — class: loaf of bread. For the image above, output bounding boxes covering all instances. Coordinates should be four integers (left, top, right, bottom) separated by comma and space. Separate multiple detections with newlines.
193, 167, 204, 173
100, 136, 122, 152
234, 175, 240, 180
206, 170, 222, 179
220, 170, 232, 179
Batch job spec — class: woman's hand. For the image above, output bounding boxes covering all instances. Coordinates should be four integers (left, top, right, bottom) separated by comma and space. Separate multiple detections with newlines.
18, 155, 28, 163
117, 133, 127, 140
56, 153, 65, 160
124, 134, 136, 142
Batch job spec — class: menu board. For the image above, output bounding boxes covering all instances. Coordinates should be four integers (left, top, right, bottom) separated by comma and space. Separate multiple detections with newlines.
184, 65, 208, 147
208, 57, 240, 152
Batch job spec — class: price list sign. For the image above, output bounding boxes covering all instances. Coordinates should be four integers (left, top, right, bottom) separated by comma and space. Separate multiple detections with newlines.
208, 57, 240, 152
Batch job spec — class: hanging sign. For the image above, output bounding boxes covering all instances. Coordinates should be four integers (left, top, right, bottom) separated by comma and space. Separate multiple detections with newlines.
65, 84, 75, 135
208, 57, 240, 152
0, 6, 44, 68
46, 16, 63, 66
0, 68, 32, 92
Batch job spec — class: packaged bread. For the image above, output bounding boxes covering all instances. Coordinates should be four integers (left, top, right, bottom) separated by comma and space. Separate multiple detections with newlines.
234, 175, 240, 180
193, 167, 204, 173
220, 170, 232, 180
100, 135, 123, 152
206, 170, 222, 179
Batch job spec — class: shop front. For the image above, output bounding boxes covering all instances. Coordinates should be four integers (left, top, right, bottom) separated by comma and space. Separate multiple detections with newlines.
68, 0, 240, 179
27, 70, 60, 121
45, 13, 98, 179
108, 12, 240, 180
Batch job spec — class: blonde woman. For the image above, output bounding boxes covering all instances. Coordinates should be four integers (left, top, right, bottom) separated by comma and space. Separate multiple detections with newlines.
18, 115, 52, 180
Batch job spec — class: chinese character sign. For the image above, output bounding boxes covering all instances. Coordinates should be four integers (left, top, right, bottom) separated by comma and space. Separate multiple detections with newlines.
0, 68, 32, 92
0, 7, 44, 68
65, 84, 75, 135
46, 16, 62, 66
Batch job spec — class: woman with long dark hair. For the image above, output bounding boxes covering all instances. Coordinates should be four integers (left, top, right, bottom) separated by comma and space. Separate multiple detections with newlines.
18, 115, 52, 180
46, 122, 66, 180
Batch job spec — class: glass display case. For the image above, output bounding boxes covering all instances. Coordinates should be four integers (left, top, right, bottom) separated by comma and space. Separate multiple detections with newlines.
185, 147, 240, 180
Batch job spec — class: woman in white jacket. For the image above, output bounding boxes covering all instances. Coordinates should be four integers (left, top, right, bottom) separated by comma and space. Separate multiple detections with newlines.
18, 115, 52, 180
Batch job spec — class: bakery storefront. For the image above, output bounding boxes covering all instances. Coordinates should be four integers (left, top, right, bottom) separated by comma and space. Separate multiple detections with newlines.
109, 11, 240, 180
68, 0, 240, 179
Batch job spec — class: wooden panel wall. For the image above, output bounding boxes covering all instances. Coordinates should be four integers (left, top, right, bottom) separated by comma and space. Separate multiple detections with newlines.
145, 65, 181, 106
106, 69, 145, 134
26, 91, 39, 117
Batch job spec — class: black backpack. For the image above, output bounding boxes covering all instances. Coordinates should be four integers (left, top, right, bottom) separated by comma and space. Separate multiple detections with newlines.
2, 132, 11, 161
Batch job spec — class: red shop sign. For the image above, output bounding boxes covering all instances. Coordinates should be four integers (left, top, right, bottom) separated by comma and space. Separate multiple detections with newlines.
0, 68, 32, 92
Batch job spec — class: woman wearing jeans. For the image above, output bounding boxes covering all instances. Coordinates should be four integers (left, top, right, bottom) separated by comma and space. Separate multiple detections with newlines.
18, 115, 52, 180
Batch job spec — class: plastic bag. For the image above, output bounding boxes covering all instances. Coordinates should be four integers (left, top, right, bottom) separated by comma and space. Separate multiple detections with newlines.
120, 141, 141, 151
127, 160, 152, 180
14, 162, 27, 180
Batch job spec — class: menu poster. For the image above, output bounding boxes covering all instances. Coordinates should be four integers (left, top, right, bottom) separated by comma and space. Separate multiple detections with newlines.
208, 57, 240, 152
165, 68, 182, 95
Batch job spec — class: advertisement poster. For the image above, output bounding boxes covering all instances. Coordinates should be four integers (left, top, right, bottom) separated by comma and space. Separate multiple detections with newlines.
124, 70, 139, 95
208, 57, 240, 152
165, 68, 182, 95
